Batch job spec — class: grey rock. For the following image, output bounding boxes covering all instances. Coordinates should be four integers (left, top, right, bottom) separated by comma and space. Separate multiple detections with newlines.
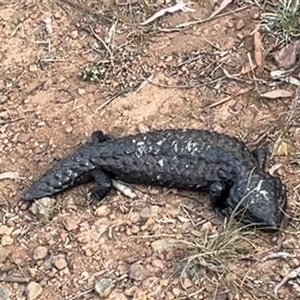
94, 278, 115, 297
0, 284, 10, 300
129, 262, 150, 281
44, 258, 52, 270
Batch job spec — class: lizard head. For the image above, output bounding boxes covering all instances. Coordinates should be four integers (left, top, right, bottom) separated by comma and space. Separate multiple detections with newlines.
226, 172, 287, 230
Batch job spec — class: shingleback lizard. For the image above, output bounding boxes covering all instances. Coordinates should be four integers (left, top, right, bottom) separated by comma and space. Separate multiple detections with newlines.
23, 129, 287, 230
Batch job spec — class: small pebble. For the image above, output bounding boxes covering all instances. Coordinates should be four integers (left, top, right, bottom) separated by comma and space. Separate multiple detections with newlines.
70, 30, 78, 39
182, 277, 193, 289
52, 255, 68, 270
152, 259, 164, 269
172, 287, 181, 297
64, 217, 78, 231
129, 212, 140, 224
26, 282, 43, 300
236, 19, 245, 30
137, 123, 150, 133
78, 88, 86, 95
85, 249, 93, 257
65, 126, 73, 134
131, 225, 139, 234
33, 246, 48, 260
129, 262, 150, 281
227, 21, 234, 28
95, 205, 109, 217
29, 197, 56, 218
29, 65, 38, 72
140, 207, 151, 220
0, 225, 13, 236
54, 11, 61, 19
1, 236, 13, 246
17, 133, 31, 143
165, 56, 173, 62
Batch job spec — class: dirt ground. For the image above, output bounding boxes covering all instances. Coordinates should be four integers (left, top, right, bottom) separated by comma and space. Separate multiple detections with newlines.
1, 0, 300, 299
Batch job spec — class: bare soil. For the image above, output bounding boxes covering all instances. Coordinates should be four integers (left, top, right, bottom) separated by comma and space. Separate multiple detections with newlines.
1, 1, 300, 299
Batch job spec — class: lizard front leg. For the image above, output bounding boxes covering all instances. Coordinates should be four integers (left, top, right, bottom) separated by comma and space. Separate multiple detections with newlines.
208, 181, 231, 218
252, 148, 268, 170
91, 130, 111, 143
88, 169, 112, 204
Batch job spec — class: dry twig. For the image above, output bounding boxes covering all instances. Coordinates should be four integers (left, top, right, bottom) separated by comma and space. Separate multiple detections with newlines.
0, 276, 31, 283
176, 6, 249, 28
203, 88, 251, 109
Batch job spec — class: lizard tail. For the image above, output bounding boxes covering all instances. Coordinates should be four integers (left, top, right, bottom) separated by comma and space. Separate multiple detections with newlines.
22, 130, 110, 202
22, 156, 95, 202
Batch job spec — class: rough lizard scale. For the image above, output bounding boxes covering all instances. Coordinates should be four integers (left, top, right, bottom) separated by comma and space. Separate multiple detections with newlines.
23, 129, 287, 230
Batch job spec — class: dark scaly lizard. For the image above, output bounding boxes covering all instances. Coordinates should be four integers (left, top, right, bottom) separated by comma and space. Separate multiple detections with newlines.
23, 129, 287, 230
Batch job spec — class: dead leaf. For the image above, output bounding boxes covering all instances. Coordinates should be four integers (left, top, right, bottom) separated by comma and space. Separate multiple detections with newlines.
270, 70, 300, 86
241, 62, 257, 75
261, 89, 293, 99
268, 163, 283, 176
253, 24, 265, 72
277, 141, 290, 156
209, 0, 233, 19
274, 40, 300, 69
0, 172, 19, 181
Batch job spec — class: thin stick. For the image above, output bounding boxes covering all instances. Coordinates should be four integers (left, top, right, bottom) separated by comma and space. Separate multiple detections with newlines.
89, 26, 113, 63
203, 88, 251, 109
96, 90, 128, 111
247, 52, 259, 92
176, 6, 249, 28
0, 117, 24, 126
147, 76, 226, 90
0, 276, 31, 283
66, 288, 94, 300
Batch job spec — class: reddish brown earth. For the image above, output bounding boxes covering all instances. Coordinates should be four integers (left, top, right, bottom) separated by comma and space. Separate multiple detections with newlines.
0, 1, 300, 299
